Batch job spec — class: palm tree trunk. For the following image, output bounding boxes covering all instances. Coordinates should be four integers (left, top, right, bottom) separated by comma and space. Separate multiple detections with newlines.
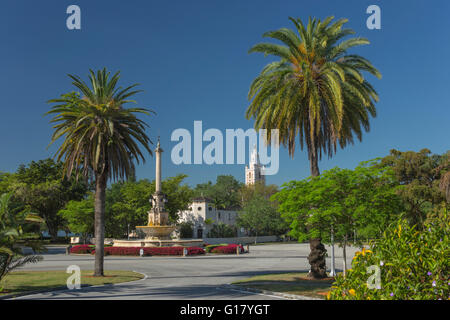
310, 147, 320, 177
307, 146, 327, 279
94, 172, 107, 277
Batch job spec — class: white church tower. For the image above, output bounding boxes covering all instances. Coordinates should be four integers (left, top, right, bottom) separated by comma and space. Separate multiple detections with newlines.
245, 145, 265, 186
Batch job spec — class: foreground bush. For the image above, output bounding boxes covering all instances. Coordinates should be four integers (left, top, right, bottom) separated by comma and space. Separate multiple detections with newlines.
210, 244, 244, 254
328, 208, 449, 300
91, 246, 205, 256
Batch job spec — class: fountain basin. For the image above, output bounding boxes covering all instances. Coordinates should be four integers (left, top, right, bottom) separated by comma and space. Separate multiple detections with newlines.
135, 225, 176, 240
112, 225, 204, 248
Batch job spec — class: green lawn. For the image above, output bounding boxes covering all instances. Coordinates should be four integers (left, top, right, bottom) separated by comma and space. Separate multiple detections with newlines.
0, 270, 144, 297
232, 272, 334, 299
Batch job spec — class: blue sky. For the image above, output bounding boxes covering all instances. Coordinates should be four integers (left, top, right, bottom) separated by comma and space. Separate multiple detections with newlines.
0, 0, 449, 187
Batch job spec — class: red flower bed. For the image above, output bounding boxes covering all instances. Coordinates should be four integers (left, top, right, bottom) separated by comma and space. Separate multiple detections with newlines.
70, 244, 94, 254
91, 246, 205, 256
210, 244, 244, 254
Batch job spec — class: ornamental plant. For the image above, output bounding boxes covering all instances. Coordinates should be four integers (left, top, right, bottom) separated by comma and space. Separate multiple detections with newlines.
0, 193, 44, 287
328, 206, 449, 300
210, 244, 244, 254
91, 246, 205, 256
205, 244, 228, 253
70, 244, 95, 254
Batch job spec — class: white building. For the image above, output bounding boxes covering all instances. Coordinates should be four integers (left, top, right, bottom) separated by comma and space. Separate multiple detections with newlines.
178, 197, 245, 239
245, 145, 265, 186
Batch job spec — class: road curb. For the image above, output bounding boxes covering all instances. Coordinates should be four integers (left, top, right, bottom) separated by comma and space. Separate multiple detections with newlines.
222, 284, 323, 300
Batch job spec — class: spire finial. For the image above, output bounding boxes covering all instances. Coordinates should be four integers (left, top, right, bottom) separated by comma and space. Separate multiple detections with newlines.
155, 135, 163, 153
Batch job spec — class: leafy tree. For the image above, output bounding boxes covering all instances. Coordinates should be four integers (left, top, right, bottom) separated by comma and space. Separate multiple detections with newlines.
0, 173, 14, 196
46, 68, 153, 276
239, 182, 279, 207
246, 16, 381, 278
108, 179, 152, 238
194, 175, 242, 210
58, 193, 95, 240
274, 160, 402, 276
237, 194, 286, 241
0, 193, 44, 287
380, 149, 449, 228
160, 174, 194, 222
10, 159, 88, 240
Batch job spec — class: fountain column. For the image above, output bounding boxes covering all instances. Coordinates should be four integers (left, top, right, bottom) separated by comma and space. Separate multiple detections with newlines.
114, 136, 204, 247
155, 138, 163, 193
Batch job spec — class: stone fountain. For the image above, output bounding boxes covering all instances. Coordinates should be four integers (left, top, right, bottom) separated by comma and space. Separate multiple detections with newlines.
113, 139, 203, 248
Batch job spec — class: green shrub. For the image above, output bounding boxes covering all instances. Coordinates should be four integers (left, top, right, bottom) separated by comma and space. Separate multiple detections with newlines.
207, 223, 236, 238
178, 222, 194, 239
328, 206, 449, 300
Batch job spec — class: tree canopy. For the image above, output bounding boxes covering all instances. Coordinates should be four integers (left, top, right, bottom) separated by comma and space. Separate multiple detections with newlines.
7, 159, 88, 240
193, 175, 242, 210
379, 149, 449, 227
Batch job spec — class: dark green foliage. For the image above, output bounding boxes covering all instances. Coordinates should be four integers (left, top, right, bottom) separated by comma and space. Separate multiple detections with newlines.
194, 175, 242, 210
380, 149, 449, 228
207, 223, 237, 238
9, 159, 88, 240
178, 221, 194, 239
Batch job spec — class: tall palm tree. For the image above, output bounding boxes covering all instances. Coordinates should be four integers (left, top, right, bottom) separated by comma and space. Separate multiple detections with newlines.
246, 16, 381, 278
47, 68, 153, 276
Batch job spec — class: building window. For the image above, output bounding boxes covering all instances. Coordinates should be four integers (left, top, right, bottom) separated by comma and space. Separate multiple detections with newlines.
208, 207, 212, 211
198, 207, 202, 211
218, 212, 221, 219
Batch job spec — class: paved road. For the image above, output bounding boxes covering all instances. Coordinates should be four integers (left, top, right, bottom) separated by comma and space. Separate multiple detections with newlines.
11, 243, 360, 300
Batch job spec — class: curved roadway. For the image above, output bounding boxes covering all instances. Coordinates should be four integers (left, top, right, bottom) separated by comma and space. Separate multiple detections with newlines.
11, 243, 358, 300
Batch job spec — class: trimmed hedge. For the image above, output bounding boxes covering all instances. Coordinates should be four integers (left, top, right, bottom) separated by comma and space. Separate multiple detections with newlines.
205, 243, 228, 253
210, 244, 244, 254
70, 243, 245, 255
91, 246, 205, 256
70, 244, 95, 254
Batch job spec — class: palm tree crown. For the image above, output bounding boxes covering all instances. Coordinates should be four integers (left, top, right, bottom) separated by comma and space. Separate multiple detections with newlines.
47, 68, 153, 181
246, 16, 381, 176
